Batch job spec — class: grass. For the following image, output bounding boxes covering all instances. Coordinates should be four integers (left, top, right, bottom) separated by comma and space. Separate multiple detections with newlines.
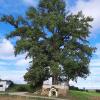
0, 95, 53, 100
68, 90, 100, 100
23, 90, 100, 100
1, 90, 100, 100
0, 93, 56, 100
0, 95, 29, 100
68, 90, 90, 100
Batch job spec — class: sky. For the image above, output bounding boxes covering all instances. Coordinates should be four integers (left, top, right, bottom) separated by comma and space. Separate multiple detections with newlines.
0, 0, 100, 89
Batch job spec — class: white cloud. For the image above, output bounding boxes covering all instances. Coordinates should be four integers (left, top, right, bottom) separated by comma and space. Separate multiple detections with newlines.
70, 42, 100, 89
0, 39, 14, 57
70, 0, 100, 31
0, 39, 30, 83
0, 39, 27, 61
90, 59, 100, 67
70, 72, 100, 89
0, 71, 26, 84
89, 43, 100, 67
70, 68, 100, 88
70, 79, 100, 89
16, 58, 31, 67
69, 0, 100, 89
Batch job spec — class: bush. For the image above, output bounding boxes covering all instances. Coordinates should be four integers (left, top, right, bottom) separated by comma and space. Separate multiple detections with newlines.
69, 86, 87, 92
69, 86, 79, 91
96, 90, 100, 93
15, 85, 28, 92
7, 83, 42, 93
7, 84, 29, 92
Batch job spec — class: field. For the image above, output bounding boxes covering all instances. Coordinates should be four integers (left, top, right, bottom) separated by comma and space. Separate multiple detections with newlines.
68, 90, 100, 100
1, 90, 100, 100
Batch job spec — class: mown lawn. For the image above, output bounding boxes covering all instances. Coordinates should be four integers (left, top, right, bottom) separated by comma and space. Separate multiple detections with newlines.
68, 90, 100, 100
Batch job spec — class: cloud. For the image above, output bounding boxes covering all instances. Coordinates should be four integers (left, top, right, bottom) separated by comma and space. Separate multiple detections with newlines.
90, 43, 100, 67
0, 70, 26, 84
0, 39, 31, 83
70, 67, 100, 89
70, 0, 100, 31
0, 39, 14, 57
70, 42, 100, 89
68, 0, 100, 89
90, 59, 100, 67
16, 58, 31, 67
70, 76, 100, 89
70, 71, 100, 89
0, 39, 26, 61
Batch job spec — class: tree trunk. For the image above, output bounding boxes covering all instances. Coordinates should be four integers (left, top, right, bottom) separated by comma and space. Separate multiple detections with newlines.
52, 75, 58, 85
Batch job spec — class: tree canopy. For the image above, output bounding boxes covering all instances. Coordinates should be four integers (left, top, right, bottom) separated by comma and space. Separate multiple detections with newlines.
0, 0, 95, 87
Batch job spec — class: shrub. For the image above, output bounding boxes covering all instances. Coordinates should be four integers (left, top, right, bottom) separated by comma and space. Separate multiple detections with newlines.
7, 84, 29, 92
69, 86, 79, 91
96, 90, 100, 93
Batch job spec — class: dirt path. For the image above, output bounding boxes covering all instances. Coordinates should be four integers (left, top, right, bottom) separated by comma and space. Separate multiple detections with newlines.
7, 92, 69, 100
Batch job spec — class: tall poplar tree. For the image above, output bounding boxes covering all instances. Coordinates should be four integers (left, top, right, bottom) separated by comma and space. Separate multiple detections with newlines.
0, 0, 95, 88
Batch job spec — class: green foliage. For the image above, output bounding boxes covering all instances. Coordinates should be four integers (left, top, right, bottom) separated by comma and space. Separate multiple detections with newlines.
7, 84, 29, 92
7, 83, 38, 92
69, 86, 80, 91
0, 0, 95, 88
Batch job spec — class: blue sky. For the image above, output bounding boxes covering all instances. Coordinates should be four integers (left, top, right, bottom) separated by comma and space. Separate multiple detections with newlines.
0, 0, 100, 89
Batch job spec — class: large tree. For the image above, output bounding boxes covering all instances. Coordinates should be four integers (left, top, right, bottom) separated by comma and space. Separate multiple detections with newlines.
0, 0, 95, 87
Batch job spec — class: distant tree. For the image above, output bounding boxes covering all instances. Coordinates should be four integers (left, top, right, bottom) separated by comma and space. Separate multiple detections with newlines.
0, 0, 95, 88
